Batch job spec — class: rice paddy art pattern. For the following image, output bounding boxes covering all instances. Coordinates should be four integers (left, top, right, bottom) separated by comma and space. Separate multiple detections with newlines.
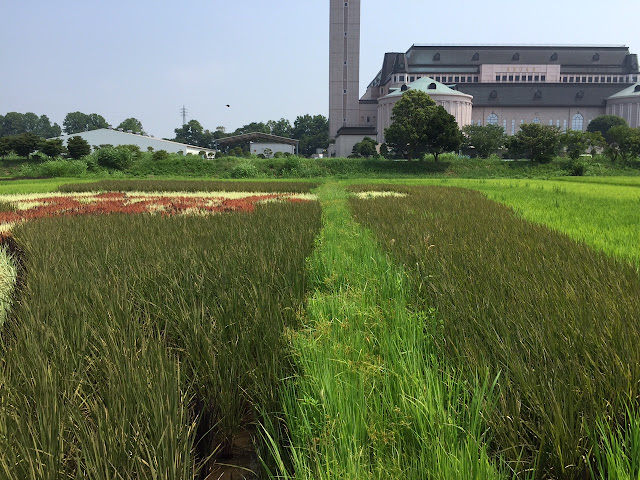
0, 191, 315, 233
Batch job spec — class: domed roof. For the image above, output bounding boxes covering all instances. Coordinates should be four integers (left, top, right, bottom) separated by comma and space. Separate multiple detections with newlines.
607, 83, 640, 100
383, 77, 473, 99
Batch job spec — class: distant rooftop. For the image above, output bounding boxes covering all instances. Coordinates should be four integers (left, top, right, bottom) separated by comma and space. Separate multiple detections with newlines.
410, 44, 628, 49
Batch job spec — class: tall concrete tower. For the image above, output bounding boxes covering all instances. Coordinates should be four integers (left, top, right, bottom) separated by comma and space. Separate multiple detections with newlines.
329, 0, 361, 139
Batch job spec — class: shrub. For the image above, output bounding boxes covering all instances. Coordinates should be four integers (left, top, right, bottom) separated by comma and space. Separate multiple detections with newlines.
93, 146, 134, 170
230, 161, 259, 178
152, 150, 170, 161
18, 159, 87, 177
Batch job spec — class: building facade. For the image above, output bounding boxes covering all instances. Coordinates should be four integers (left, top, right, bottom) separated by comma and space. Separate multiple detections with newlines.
365, 45, 639, 144
328, 2, 640, 157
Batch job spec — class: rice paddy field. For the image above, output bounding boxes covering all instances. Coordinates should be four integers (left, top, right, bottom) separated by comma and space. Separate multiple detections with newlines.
0, 177, 638, 479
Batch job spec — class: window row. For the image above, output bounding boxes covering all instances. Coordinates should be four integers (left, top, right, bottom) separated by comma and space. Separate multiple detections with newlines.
561, 75, 638, 84
495, 74, 547, 82
391, 74, 480, 84
484, 113, 585, 132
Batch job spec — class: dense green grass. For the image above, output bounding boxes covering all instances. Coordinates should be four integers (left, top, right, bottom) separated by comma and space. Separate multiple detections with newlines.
349, 185, 640, 478
58, 179, 318, 193
0, 202, 321, 479
262, 183, 503, 479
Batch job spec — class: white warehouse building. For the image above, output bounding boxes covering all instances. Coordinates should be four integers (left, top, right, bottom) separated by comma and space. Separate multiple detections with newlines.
55, 129, 216, 156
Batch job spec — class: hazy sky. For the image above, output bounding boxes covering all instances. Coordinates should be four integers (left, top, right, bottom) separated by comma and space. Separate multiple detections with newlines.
2, 0, 638, 139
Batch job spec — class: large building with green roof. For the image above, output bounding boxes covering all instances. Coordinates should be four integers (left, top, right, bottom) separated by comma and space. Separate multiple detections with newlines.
328, 1, 640, 156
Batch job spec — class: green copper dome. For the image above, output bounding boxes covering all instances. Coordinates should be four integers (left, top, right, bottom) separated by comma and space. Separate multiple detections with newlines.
384, 77, 472, 98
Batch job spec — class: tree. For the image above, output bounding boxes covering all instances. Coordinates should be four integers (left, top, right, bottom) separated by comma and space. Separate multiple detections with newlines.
0, 112, 62, 138
462, 124, 506, 158
587, 115, 628, 144
385, 91, 461, 161
174, 120, 204, 146
379, 143, 389, 158
351, 137, 378, 157
0, 136, 11, 157
63, 112, 108, 134
232, 122, 270, 136
507, 123, 561, 163
37, 115, 61, 138
292, 114, 329, 156
266, 118, 293, 138
384, 89, 437, 160
605, 125, 640, 162
87, 113, 109, 131
173, 120, 215, 148
561, 130, 588, 160
10, 133, 42, 158
1, 112, 28, 137
67, 136, 91, 159
422, 106, 463, 161
117, 118, 145, 134
40, 138, 67, 158
584, 131, 606, 158
213, 126, 227, 140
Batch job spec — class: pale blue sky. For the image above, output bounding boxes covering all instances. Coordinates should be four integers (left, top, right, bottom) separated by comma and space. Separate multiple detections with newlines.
1, 0, 638, 139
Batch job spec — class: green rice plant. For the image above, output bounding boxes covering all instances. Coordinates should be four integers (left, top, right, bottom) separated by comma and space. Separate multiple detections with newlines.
589, 405, 640, 480
58, 179, 318, 193
0, 243, 17, 325
362, 178, 640, 269
261, 183, 505, 479
349, 185, 640, 479
0, 200, 320, 478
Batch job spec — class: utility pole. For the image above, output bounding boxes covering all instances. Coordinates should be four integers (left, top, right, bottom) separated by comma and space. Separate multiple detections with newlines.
180, 105, 188, 126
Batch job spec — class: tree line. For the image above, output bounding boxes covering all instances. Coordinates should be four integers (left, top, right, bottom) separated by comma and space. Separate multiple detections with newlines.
171, 115, 329, 157
1, 111, 330, 158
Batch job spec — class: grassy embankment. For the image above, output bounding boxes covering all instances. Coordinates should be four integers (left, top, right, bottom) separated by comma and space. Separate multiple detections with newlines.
349, 184, 640, 478
0, 184, 320, 479
261, 182, 504, 479
6, 152, 640, 180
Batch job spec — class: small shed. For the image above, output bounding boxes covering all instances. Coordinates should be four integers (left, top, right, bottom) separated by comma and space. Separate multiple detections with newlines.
215, 132, 299, 156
